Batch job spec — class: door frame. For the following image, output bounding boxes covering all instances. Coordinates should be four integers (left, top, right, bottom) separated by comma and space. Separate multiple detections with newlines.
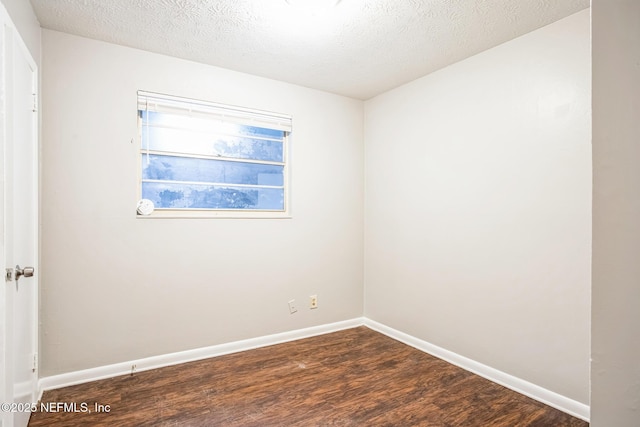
0, 3, 40, 425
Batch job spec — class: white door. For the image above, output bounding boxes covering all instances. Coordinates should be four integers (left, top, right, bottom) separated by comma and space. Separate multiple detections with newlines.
0, 8, 39, 427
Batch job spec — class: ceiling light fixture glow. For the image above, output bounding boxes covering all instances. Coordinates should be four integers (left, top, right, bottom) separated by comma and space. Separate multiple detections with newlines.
285, 0, 342, 13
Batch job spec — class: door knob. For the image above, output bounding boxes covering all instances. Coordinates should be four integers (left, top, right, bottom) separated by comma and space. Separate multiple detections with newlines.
15, 265, 34, 281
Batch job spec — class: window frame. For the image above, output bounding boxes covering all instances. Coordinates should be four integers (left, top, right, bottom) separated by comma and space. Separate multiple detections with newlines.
136, 91, 292, 219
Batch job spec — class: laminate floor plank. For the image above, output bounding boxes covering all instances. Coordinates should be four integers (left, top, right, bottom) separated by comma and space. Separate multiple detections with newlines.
28, 327, 588, 426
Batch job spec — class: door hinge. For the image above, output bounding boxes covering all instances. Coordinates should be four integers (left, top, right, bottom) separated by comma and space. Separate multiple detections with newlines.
32, 93, 38, 112
32, 353, 38, 372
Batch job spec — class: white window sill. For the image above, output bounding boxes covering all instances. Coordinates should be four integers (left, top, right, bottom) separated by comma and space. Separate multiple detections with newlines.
136, 209, 292, 219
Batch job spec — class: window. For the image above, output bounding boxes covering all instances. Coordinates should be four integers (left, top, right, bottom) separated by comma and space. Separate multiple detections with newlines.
137, 91, 292, 218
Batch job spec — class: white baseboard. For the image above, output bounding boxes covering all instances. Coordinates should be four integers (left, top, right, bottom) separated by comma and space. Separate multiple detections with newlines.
38, 317, 365, 393
363, 318, 590, 422
38, 316, 589, 422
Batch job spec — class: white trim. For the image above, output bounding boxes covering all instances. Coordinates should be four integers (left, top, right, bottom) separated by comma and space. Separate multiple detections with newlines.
136, 209, 292, 220
38, 318, 365, 393
363, 319, 590, 422
38, 317, 589, 422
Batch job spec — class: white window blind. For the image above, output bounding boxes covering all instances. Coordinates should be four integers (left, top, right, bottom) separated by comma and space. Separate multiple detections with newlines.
136, 91, 292, 217
137, 91, 292, 133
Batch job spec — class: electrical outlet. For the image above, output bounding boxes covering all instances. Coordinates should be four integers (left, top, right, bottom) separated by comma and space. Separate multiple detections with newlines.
288, 299, 298, 314
310, 295, 318, 309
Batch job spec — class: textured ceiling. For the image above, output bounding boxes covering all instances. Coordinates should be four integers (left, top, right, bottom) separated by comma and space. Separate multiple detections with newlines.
30, 0, 589, 100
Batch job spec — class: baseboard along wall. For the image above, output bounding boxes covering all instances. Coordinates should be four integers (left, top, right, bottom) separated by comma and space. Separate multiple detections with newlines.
37, 318, 363, 393
362, 319, 589, 422
38, 317, 589, 422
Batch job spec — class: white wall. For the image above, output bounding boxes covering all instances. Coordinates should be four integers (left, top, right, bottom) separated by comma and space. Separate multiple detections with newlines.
40, 30, 363, 376
591, 1, 640, 425
364, 9, 591, 405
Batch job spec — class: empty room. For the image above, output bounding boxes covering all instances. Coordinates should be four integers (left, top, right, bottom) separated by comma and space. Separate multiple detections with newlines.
1, 0, 638, 426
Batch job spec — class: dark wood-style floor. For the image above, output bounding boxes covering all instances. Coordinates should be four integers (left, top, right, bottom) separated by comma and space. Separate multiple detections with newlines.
29, 327, 588, 426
